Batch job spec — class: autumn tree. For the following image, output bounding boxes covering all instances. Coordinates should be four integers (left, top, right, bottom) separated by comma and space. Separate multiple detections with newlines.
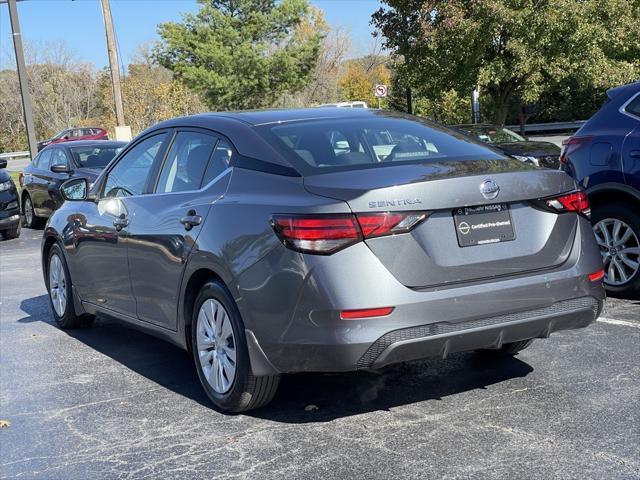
372, 0, 640, 125
154, 0, 321, 110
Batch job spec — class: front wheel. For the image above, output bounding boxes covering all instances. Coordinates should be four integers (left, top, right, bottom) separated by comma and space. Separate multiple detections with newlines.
592, 203, 640, 299
23, 194, 44, 229
191, 281, 280, 413
46, 243, 94, 329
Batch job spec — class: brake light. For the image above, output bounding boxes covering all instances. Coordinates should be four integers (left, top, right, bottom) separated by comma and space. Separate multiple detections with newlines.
560, 136, 592, 165
340, 307, 394, 319
271, 212, 428, 254
545, 191, 590, 217
356, 212, 428, 238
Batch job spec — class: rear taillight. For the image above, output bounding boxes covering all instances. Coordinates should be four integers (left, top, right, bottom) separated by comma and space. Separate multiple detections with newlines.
560, 136, 592, 165
545, 191, 590, 217
271, 212, 428, 254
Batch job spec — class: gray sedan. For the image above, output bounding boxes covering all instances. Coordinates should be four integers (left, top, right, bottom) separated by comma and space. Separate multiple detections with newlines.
41, 108, 605, 412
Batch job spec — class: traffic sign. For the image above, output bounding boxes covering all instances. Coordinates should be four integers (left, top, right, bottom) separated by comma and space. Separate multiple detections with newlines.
375, 84, 388, 98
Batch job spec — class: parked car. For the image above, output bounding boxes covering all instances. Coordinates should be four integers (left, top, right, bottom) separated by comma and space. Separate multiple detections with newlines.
37, 127, 109, 151
43, 109, 604, 412
561, 81, 640, 298
454, 124, 561, 169
0, 158, 21, 240
21, 140, 126, 228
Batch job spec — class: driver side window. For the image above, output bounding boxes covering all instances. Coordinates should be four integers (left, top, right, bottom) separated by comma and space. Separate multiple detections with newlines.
103, 133, 166, 198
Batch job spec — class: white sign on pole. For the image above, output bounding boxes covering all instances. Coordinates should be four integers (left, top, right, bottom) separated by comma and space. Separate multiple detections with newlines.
375, 84, 388, 98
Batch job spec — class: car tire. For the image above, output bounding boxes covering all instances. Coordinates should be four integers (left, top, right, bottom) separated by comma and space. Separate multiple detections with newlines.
45, 243, 94, 329
191, 280, 280, 413
1, 221, 21, 240
476, 339, 533, 357
591, 203, 640, 299
23, 194, 44, 229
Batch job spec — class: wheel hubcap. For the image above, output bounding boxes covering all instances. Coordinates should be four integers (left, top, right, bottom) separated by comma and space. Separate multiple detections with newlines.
25, 199, 32, 225
593, 218, 640, 286
196, 299, 237, 394
48, 254, 67, 316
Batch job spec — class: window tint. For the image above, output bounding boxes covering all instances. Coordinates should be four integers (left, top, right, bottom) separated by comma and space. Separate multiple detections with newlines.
69, 145, 124, 168
257, 117, 505, 174
626, 94, 640, 117
34, 149, 52, 169
156, 131, 216, 193
202, 139, 233, 186
49, 149, 68, 169
103, 133, 166, 197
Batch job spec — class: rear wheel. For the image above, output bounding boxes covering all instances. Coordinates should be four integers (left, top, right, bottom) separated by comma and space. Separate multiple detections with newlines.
23, 194, 44, 229
476, 339, 533, 357
191, 281, 280, 413
592, 203, 640, 299
1, 221, 20, 240
46, 244, 94, 329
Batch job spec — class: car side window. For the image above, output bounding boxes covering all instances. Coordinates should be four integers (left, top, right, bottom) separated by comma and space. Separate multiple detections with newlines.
202, 139, 233, 186
625, 95, 640, 118
103, 133, 167, 198
34, 150, 52, 169
156, 131, 217, 193
49, 149, 68, 169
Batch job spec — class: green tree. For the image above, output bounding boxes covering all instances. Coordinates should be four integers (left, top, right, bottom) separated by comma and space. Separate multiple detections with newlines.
372, 0, 640, 125
154, 0, 321, 110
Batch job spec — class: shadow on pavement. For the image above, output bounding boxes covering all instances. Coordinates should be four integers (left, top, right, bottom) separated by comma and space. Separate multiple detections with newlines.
19, 294, 534, 422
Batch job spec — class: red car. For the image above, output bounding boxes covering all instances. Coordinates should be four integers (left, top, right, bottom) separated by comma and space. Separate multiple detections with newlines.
37, 128, 108, 151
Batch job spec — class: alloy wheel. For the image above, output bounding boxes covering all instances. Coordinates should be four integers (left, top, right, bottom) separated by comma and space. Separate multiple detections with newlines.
24, 197, 33, 227
49, 253, 67, 316
196, 298, 237, 394
593, 218, 640, 286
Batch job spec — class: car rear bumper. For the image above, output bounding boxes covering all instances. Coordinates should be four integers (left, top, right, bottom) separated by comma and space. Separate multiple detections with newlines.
239, 217, 606, 374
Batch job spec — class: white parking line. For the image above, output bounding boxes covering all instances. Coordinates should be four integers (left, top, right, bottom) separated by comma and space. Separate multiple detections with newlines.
598, 317, 640, 329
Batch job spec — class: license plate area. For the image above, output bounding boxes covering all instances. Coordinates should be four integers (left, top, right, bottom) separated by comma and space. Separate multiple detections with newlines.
453, 203, 515, 247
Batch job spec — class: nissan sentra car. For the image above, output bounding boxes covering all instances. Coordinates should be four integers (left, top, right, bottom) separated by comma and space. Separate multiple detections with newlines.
41, 109, 605, 412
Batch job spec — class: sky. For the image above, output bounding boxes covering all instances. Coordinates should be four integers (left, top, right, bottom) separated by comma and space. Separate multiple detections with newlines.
0, 0, 384, 69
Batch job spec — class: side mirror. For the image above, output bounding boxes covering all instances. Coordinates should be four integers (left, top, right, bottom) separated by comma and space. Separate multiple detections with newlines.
51, 164, 71, 174
62, 135, 69, 140
61, 177, 88, 201
0, 159, 7, 169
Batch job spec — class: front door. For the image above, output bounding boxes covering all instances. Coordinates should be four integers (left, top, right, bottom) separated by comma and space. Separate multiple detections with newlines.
126, 130, 233, 330
72, 132, 169, 317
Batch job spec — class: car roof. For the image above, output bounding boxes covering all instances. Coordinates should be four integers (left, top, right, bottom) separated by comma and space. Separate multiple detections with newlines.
606, 81, 640, 100
156, 107, 380, 128
53, 140, 126, 149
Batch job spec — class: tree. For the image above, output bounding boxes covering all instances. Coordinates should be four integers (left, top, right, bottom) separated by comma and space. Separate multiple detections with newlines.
154, 0, 322, 110
372, 0, 640, 125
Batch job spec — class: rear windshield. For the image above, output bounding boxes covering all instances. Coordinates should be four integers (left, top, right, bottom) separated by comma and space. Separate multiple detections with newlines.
69, 145, 124, 169
256, 116, 506, 174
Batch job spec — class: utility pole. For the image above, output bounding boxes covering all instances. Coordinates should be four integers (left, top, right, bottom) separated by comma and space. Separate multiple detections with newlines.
100, 0, 130, 140
6, 0, 37, 158
471, 86, 481, 124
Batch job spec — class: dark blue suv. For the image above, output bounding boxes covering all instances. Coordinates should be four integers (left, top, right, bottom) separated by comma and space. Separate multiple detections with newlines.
562, 81, 640, 298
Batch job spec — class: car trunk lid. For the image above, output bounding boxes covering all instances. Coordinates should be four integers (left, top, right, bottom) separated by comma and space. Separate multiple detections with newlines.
304, 160, 580, 287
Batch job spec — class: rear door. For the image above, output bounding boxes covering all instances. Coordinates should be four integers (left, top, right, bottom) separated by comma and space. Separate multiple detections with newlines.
621, 94, 640, 191
25, 149, 53, 217
126, 129, 233, 330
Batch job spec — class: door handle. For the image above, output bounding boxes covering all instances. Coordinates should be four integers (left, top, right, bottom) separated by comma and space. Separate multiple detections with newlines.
180, 209, 202, 231
113, 213, 128, 232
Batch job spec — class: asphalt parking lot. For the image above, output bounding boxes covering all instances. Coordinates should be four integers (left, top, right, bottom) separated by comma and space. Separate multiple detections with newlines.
1, 228, 639, 479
